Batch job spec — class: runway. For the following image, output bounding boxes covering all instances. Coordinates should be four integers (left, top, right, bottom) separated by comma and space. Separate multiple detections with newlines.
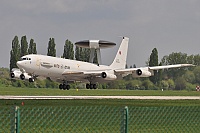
0, 96, 200, 100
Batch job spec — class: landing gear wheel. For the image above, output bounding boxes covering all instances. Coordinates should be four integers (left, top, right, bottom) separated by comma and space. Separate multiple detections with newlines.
93, 84, 97, 89
86, 84, 90, 89
59, 83, 70, 90
63, 84, 67, 90
29, 78, 34, 82
87, 83, 97, 89
59, 84, 63, 90
66, 85, 70, 90
90, 84, 93, 89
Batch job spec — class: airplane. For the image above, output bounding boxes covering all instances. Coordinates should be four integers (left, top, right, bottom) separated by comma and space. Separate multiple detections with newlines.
11, 37, 194, 90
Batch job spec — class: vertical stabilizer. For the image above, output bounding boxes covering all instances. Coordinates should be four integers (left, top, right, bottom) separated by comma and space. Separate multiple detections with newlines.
110, 37, 129, 69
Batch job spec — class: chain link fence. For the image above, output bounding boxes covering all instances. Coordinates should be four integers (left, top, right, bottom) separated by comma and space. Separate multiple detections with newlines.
129, 106, 200, 132
0, 107, 11, 133
1, 106, 200, 132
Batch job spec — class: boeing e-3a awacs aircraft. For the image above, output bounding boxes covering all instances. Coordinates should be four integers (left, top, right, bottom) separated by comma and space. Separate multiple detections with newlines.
11, 37, 194, 90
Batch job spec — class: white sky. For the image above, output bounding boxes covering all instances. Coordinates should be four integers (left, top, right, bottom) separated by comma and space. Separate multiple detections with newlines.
0, 0, 200, 68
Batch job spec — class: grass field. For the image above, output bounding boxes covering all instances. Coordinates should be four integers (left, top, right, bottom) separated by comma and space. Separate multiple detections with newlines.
0, 85, 200, 107
1, 86, 200, 96
1, 86, 200, 132
1, 99, 200, 107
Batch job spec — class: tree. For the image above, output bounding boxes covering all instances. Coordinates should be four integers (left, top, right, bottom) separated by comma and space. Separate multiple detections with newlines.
10, 36, 20, 71
75, 46, 80, 61
157, 62, 163, 83
126, 79, 142, 90
193, 54, 200, 66
20, 36, 28, 57
149, 48, 159, 84
79, 47, 85, 61
175, 77, 186, 90
142, 79, 154, 90
193, 66, 200, 84
63, 39, 74, 60
183, 70, 195, 84
160, 80, 169, 90
167, 79, 175, 90
161, 52, 188, 79
47, 38, 56, 57
28, 39, 37, 54
75, 45, 98, 64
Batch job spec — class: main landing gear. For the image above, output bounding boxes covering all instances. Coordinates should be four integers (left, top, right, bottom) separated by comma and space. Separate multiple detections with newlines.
86, 83, 97, 89
59, 84, 70, 90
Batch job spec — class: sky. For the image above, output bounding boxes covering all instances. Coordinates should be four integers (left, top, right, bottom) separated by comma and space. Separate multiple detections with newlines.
0, 0, 200, 68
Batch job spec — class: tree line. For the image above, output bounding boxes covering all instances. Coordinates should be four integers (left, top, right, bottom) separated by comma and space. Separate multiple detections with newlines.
6, 35, 200, 90
10, 36, 98, 71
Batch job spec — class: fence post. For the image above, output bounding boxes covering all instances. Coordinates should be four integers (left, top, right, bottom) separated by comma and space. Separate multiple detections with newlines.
124, 106, 128, 133
11, 106, 20, 133
121, 106, 129, 133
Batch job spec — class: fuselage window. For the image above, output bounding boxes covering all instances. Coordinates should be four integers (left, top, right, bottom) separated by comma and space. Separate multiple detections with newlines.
21, 57, 31, 60
22, 58, 26, 60
65, 66, 70, 69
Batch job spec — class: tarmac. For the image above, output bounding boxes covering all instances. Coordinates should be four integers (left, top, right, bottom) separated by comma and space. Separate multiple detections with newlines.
0, 96, 200, 100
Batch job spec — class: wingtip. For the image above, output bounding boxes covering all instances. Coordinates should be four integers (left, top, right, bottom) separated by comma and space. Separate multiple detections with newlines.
182, 64, 196, 67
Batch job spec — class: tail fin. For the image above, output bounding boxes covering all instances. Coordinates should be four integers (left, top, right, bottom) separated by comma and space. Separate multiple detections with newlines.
110, 37, 129, 69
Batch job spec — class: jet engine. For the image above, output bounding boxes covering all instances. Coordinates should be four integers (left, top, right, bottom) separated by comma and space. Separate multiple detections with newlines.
132, 69, 153, 77
101, 72, 117, 80
19, 73, 32, 80
10, 69, 21, 79
10, 68, 33, 82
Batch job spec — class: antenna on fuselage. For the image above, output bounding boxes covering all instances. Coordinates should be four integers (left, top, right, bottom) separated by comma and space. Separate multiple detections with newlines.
75, 40, 116, 65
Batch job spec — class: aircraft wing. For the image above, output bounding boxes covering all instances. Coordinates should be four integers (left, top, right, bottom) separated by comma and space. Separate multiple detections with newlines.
62, 71, 100, 77
62, 69, 110, 76
61, 69, 117, 82
148, 64, 195, 70
115, 64, 195, 78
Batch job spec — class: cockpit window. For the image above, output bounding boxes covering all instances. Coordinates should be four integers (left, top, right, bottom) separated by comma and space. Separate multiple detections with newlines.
21, 57, 31, 61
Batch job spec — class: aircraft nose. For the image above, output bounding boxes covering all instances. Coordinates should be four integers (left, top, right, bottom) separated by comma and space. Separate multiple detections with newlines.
17, 61, 23, 68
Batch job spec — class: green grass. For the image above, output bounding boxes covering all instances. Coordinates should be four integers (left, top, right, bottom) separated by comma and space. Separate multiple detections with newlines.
1, 99, 200, 107
1, 100, 200, 133
0, 86, 200, 96
1, 85, 200, 132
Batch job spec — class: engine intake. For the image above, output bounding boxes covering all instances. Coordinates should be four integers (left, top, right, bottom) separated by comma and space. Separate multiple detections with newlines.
10, 69, 22, 79
133, 69, 153, 77
101, 72, 117, 80
136, 69, 142, 75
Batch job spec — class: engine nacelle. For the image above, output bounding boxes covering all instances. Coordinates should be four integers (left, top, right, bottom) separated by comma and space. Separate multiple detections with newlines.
10, 69, 22, 79
20, 73, 32, 80
10, 68, 32, 81
133, 69, 153, 77
101, 72, 117, 80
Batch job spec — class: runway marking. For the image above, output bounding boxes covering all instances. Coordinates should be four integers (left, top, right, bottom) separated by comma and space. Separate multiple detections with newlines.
0, 96, 200, 100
